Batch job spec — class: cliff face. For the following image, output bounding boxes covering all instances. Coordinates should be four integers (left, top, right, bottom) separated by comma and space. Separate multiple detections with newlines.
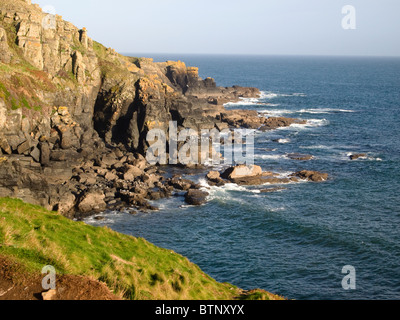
0, 0, 260, 214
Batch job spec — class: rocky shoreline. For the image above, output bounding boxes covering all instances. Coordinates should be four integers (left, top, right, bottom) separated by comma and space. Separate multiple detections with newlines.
0, 0, 329, 220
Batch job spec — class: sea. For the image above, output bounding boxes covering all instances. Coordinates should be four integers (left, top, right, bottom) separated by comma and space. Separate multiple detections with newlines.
85, 54, 400, 300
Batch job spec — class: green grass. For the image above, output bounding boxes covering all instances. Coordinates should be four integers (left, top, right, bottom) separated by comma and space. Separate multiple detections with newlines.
0, 198, 282, 300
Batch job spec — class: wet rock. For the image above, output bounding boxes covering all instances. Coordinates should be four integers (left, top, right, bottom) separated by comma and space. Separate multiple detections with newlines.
260, 117, 306, 131
206, 171, 226, 186
292, 170, 329, 182
184, 189, 209, 206
168, 177, 197, 191
349, 153, 367, 160
287, 153, 314, 161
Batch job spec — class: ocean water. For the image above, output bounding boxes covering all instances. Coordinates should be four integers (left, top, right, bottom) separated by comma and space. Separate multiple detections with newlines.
86, 55, 400, 300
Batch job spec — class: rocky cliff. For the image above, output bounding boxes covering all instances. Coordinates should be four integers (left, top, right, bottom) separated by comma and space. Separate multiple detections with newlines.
0, 0, 260, 217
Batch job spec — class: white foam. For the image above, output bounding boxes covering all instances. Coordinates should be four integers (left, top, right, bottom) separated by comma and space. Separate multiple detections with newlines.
224, 91, 308, 108
276, 138, 291, 144
203, 181, 262, 204
262, 92, 307, 99
300, 145, 334, 150
254, 154, 287, 160
301, 119, 330, 128
298, 108, 355, 114
259, 109, 295, 116
269, 206, 286, 212
259, 107, 355, 117
344, 153, 383, 162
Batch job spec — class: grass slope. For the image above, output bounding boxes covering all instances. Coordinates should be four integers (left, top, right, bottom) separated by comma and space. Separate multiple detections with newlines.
0, 198, 282, 300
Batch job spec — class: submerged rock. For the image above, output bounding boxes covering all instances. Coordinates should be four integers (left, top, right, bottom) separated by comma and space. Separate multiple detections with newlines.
287, 153, 314, 161
292, 170, 329, 182
349, 153, 367, 160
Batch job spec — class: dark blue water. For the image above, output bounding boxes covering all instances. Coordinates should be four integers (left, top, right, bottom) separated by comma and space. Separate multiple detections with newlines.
87, 55, 400, 300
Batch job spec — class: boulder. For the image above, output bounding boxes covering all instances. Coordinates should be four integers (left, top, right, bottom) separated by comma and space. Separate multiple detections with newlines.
0, 136, 12, 155
206, 171, 226, 186
207, 171, 220, 181
105, 171, 118, 182
30, 147, 41, 162
184, 189, 209, 206
56, 192, 76, 217
169, 177, 196, 191
39, 142, 50, 166
260, 117, 307, 131
221, 165, 263, 180
77, 189, 106, 213
17, 140, 31, 154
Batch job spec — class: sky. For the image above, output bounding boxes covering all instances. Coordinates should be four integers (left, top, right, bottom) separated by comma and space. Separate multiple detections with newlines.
33, 0, 400, 57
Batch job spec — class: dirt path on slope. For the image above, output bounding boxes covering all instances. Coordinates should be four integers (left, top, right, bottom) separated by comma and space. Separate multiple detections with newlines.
0, 256, 120, 300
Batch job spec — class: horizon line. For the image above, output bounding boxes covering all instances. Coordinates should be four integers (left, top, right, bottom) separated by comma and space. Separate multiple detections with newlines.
121, 52, 400, 59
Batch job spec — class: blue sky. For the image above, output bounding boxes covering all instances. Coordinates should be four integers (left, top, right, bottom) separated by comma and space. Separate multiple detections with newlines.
34, 0, 400, 56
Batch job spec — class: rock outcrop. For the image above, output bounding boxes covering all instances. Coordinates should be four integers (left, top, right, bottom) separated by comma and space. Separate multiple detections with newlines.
0, 1, 328, 217
206, 167, 328, 187
0, 0, 264, 216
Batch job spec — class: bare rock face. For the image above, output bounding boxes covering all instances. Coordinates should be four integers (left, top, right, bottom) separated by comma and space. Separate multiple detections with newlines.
0, 27, 11, 63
